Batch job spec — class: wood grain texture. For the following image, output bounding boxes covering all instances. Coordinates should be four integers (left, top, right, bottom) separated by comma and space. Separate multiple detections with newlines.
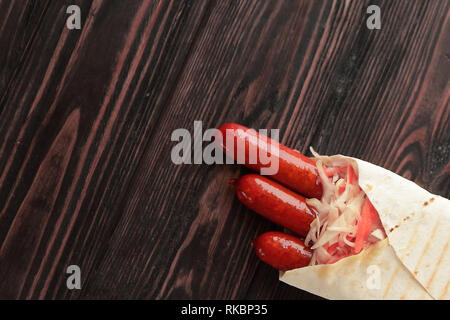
0, 0, 448, 299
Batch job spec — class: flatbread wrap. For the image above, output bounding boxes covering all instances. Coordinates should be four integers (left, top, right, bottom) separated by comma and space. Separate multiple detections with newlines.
279, 154, 450, 300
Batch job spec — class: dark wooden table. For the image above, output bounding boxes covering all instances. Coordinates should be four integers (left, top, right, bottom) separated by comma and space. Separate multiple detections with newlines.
0, 0, 448, 299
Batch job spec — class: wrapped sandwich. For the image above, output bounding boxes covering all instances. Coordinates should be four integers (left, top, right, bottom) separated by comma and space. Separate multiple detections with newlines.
217, 123, 449, 300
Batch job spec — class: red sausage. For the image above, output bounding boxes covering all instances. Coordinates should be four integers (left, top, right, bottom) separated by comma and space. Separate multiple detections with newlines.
232, 174, 316, 237
252, 231, 312, 270
217, 123, 322, 199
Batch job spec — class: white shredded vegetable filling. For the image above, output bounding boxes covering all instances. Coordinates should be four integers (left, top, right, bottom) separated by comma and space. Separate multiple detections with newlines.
305, 148, 374, 265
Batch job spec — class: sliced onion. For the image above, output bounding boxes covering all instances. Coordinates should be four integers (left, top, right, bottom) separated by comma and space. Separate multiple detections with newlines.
305, 151, 386, 265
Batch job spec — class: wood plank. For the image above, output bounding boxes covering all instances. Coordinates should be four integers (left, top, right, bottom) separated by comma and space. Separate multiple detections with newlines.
0, 0, 448, 299
82, 0, 449, 299
0, 0, 212, 299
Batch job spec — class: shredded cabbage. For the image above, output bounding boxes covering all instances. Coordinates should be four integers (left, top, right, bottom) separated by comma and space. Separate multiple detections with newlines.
305, 149, 385, 265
